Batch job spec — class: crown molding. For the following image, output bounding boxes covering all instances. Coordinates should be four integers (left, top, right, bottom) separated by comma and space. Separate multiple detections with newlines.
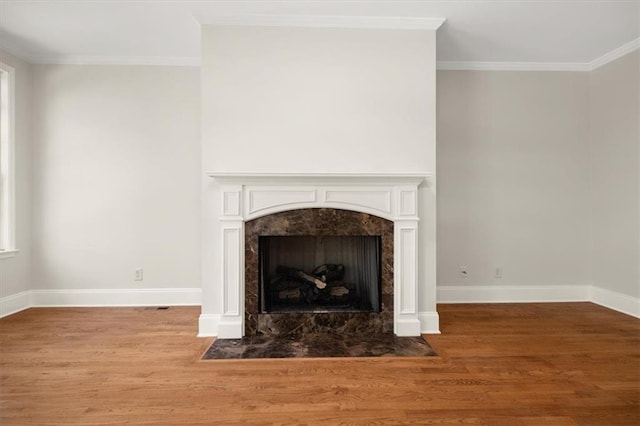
589, 37, 639, 71
436, 61, 591, 72
202, 15, 446, 30
24, 55, 201, 66
437, 38, 640, 72
0, 42, 202, 66
3, 32, 636, 70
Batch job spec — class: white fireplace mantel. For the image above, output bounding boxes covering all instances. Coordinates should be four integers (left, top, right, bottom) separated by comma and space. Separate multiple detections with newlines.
200, 172, 432, 338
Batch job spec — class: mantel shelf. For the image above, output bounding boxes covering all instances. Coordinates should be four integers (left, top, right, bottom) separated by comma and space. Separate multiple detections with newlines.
205, 172, 431, 186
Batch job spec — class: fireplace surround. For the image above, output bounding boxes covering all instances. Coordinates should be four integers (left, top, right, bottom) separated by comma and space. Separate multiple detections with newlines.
200, 173, 430, 338
246, 209, 393, 335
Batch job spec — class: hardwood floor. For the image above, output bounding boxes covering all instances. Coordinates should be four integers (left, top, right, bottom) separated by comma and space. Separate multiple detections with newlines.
1, 303, 638, 425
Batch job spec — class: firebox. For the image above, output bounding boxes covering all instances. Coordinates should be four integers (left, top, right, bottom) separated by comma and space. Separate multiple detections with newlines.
259, 235, 382, 313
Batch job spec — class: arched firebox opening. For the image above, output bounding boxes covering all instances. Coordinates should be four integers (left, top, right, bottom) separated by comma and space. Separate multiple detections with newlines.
245, 208, 394, 336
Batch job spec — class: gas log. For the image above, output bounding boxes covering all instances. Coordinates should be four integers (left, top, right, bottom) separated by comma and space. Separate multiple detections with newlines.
275, 266, 327, 289
312, 264, 345, 283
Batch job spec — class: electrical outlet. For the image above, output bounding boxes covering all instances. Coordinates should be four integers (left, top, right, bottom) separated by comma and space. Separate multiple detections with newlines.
134, 268, 143, 281
495, 267, 502, 278
459, 266, 468, 278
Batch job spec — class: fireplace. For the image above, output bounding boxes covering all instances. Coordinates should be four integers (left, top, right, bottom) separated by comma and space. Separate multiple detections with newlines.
199, 173, 433, 338
245, 208, 393, 335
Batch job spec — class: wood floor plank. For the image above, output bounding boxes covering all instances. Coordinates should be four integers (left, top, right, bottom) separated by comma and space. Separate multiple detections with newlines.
1, 303, 639, 424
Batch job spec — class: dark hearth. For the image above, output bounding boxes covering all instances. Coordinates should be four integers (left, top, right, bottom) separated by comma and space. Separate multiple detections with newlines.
202, 333, 438, 359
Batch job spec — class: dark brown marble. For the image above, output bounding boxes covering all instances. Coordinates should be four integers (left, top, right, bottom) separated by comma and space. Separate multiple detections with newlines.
202, 334, 437, 359
257, 311, 393, 335
245, 208, 394, 336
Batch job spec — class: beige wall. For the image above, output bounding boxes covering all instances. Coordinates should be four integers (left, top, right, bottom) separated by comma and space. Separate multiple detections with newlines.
3, 33, 638, 313
0, 50, 32, 300
30, 65, 201, 292
201, 25, 436, 173
437, 70, 592, 287
589, 50, 640, 298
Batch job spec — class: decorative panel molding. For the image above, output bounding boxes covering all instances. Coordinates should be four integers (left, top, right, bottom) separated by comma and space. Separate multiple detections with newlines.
324, 188, 392, 215
397, 228, 417, 315
398, 189, 417, 217
247, 188, 316, 216
221, 226, 242, 317
208, 173, 428, 220
222, 191, 241, 217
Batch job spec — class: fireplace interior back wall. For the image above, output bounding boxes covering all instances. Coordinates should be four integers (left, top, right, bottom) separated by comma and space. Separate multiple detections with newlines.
259, 235, 382, 314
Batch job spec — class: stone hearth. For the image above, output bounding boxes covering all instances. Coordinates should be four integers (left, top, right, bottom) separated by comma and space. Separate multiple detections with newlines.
202, 334, 437, 359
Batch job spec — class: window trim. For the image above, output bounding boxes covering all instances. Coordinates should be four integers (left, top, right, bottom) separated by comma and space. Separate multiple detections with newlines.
0, 61, 17, 259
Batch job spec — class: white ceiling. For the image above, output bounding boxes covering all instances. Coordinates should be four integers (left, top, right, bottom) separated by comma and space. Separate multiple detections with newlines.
0, 1, 638, 68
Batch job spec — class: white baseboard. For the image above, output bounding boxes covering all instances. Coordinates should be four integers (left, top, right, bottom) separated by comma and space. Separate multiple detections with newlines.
0, 288, 201, 318
31, 288, 202, 307
590, 286, 640, 318
0, 291, 31, 317
438, 284, 590, 304
215, 317, 245, 339
418, 311, 440, 334
437, 284, 639, 319
395, 318, 422, 336
198, 313, 221, 337
4, 284, 637, 324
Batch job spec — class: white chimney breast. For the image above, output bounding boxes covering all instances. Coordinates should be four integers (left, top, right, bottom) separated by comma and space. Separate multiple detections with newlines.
199, 23, 440, 337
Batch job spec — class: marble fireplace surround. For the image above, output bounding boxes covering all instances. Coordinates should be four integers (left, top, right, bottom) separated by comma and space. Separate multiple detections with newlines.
203, 173, 428, 338
245, 208, 394, 336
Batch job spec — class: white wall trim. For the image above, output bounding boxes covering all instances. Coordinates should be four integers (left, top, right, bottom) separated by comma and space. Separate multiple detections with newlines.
4, 285, 636, 324
0, 248, 19, 259
0, 288, 202, 318
589, 286, 640, 318
30, 288, 202, 307
0, 288, 201, 318
28, 55, 201, 67
3, 15, 445, 66
418, 311, 440, 334
201, 15, 446, 30
0, 290, 31, 317
436, 61, 591, 72
6, 36, 634, 70
438, 284, 590, 303
198, 314, 221, 337
1, 42, 202, 66
0, 61, 16, 254
590, 38, 640, 71
437, 38, 640, 72
437, 284, 640, 319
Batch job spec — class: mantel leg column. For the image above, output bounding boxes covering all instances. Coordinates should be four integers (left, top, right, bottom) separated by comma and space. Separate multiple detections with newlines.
394, 220, 421, 336
217, 185, 244, 338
